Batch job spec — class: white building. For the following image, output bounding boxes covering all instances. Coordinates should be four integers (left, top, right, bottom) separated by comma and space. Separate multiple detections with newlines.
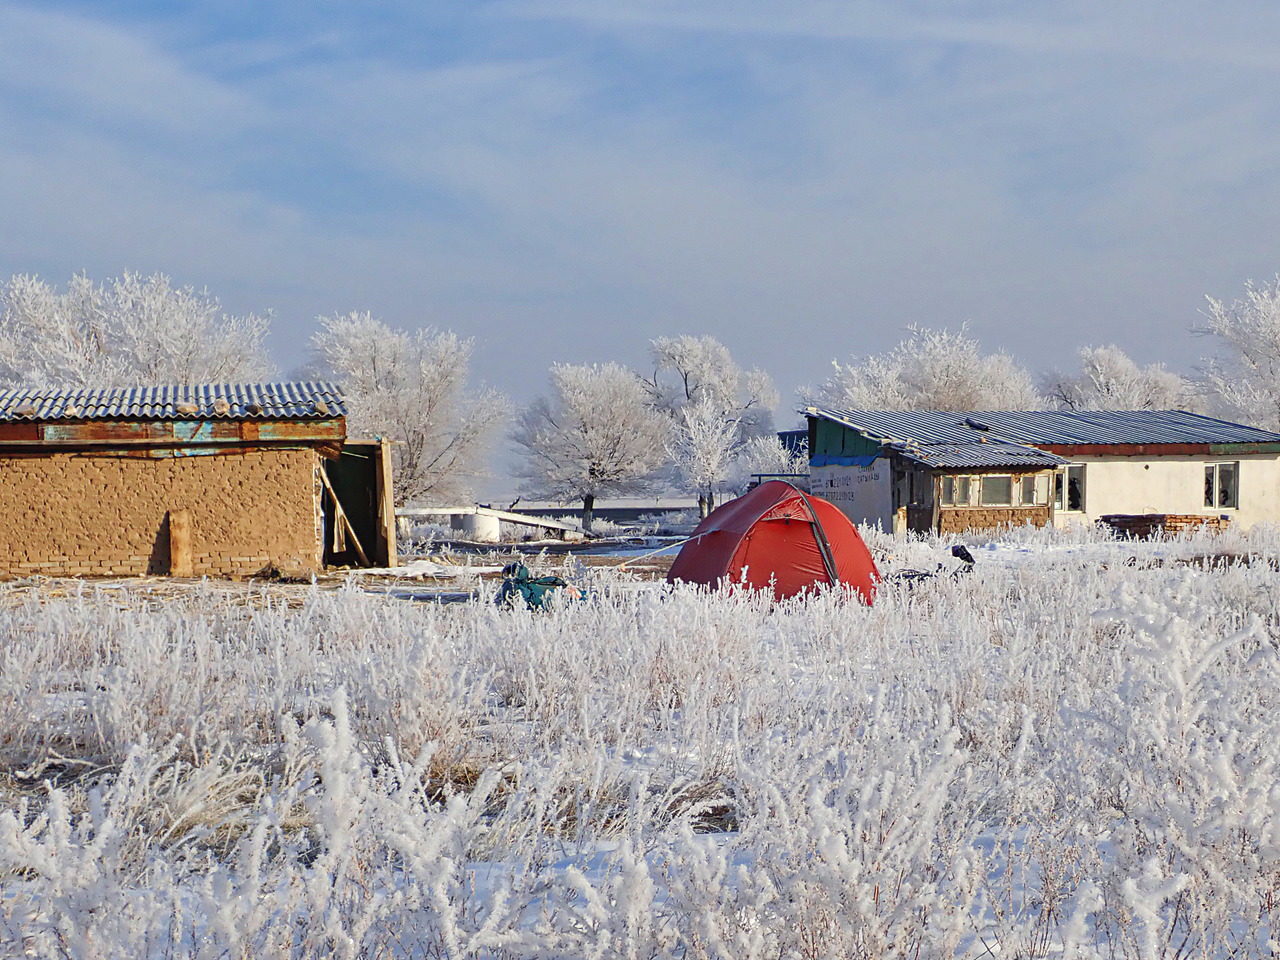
803, 406, 1280, 534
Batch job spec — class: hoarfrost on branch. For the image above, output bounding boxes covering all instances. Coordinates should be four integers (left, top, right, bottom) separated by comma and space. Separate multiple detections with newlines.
1047, 344, 1196, 411
645, 335, 778, 514
1201, 276, 1280, 429
811, 324, 1042, 411
513, 361, 666, 532
313, 311, 504, 506
0, 272, 273, 388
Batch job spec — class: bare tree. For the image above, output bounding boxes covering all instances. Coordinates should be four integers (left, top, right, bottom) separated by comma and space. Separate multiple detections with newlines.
1201, 277, 1280, 429
1046, 344, 1195, 411
0, 272, 272, 387
513, 362, 667, 533
313, 312, 504, 506
810, 325, 1042, 411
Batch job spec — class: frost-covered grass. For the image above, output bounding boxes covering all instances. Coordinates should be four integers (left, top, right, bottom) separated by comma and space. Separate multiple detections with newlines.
3, 527, 1280, 958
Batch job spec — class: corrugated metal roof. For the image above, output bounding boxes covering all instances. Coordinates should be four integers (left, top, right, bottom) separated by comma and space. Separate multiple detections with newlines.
0, 382, 346, 421
806, 406, 1280, 446
888, 441, 1067, 469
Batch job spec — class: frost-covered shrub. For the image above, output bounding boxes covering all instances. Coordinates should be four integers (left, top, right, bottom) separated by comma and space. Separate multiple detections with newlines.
3, 528, 1280, 956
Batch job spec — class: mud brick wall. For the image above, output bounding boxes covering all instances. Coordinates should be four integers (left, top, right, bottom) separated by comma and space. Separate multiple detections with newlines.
0, 448, 323, 579
939, 505, 1052, 535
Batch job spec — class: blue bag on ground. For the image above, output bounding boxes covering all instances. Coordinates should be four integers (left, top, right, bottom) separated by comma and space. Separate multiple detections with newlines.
495, 562, 569, 610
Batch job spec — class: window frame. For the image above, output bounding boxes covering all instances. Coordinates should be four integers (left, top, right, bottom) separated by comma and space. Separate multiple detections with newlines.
940, 475, 973, 507
1054, 464, 1086, 513
1016, 474, 1050, 507
940, 472, 1051, 508
1204, 461, 1239, 510
979, 475, 1014, 506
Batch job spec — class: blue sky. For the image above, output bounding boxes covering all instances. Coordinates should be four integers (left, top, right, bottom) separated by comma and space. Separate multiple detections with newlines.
3, 1, 1280, 411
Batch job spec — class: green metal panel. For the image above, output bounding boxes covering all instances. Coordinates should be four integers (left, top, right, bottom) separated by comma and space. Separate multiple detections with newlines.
811, 418, 880, 457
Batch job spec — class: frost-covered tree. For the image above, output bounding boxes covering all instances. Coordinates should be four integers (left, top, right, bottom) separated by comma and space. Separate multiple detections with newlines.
1047, 345, 1195, 411
644, 335, 778, 513
1201, 277, 1280, 429
667, 399, 743, 517
313, 312, 503, 506
731, 433, 809, 490
513, 362, 667, 533
0, 272, 272, 387
810, 325, 1042, 411
644, 335, 777, 434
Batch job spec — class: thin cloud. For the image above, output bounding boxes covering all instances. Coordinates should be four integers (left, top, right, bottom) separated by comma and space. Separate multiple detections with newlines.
498, 0, 1280, 73
3, 0, 1280, 409
0, 3, 258, 136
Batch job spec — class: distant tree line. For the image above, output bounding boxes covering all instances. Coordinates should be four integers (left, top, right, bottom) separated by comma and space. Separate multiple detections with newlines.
2, 270, 1278, 526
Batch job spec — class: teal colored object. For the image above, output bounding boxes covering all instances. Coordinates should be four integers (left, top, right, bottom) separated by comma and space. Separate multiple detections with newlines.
495, 562, 568, 610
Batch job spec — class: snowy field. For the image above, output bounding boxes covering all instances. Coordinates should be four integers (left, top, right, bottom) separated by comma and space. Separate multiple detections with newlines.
2, 525, 1279, 958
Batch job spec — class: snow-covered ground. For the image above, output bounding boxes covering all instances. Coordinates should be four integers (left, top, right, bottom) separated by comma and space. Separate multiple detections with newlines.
2, 524, 1279, 957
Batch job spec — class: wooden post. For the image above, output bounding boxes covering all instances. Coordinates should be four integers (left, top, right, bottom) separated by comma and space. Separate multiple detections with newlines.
376, 438, 397, 568
931, 475, 942, 534
169, 509, 193, 577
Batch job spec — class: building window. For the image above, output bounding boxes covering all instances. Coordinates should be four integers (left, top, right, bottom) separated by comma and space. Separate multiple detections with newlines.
941, 475, 971, 506
943, 474, 1046, 507
980, 475, 1013, 506
1205, 462, 1239, 509
1017, 475, 1048, 506
1054, 465, 1086, 512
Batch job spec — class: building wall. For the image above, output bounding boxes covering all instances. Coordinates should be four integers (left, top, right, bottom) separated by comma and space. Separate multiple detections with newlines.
0, 447, 323, 578
1052, 454, 1280, 531
810, 460, 894, 531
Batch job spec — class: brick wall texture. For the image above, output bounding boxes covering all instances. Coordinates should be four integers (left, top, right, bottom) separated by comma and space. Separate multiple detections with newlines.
939, 505, 1052, 535
0, 448, 323, 579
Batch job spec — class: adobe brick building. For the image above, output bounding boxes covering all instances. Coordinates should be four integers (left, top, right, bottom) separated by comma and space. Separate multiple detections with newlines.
0, 382, 391, 579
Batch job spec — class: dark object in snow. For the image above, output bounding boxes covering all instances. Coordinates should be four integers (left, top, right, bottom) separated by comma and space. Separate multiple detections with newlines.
495, 562, 569, 610
667, 480, 880, 603
890, 545, 977, 585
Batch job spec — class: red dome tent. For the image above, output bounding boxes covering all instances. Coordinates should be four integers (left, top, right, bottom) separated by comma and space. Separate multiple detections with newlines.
667, 480, 880, 602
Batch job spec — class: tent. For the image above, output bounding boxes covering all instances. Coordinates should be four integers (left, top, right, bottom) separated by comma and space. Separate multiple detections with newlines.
667, 480, 880, 602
